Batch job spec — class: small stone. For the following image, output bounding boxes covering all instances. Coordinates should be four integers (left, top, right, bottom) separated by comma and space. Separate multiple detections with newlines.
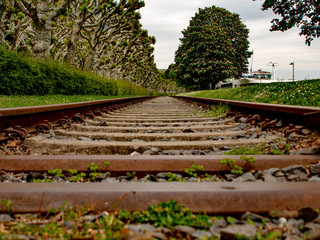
156, 172, 168, 179
287, 218, 304, 229
174, 225, 196, 235
132, 139, 144, 142
192, 230, 212, 239
276, 119, 284, 128
52, 176, 65, 182
262, 173, 278, 182
283, 165, 307, 175
141, 174, 158, 182
264, 168, 280, 176
182, 128, 194, 133
26, 172, 44, 182
302, 129, 313, 135
126, 224, 156, 234
234, 172, 256, 182
130, 151, 141, 155
238, 124, 248, 130
100, 172, 112, 179
224, 174, 237, 181
298, 207, 318, 222
78, 136, 93, 141
191, 150, 205, 155
295, 148, 320, 155
309, 176, 320, 182
305, 222, 320, 240
241, 212, 268, 223
282, 165, 308, 181
276, 177, 287, 182
213, 136, 222, 140
310, 164, 320, 174
0, 214, 13, 222
188, 177, 199, 182
153, 232, 167, 240
249, 133, 259, 139
102, 178, 119, 183
49, 129, 56, 138
220, 224, 257, 240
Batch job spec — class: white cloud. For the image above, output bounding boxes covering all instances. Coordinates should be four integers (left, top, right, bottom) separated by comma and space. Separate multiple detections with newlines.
140, 0, 320, 79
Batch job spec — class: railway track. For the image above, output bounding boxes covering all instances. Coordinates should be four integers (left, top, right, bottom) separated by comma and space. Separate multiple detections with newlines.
1, 96, 320, 239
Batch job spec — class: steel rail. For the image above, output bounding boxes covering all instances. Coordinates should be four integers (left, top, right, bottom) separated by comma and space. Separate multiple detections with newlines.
175, 96, 320, 127
0, 182, 319, 214
0, 155, 319, 175
0, 96, 153, 131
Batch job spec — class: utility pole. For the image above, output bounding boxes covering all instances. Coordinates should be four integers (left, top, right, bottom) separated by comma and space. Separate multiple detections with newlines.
267, 61, 279, 80
290, 62, 295, 82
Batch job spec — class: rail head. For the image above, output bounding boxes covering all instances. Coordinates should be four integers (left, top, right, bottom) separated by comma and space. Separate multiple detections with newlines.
175, 96, 320, 127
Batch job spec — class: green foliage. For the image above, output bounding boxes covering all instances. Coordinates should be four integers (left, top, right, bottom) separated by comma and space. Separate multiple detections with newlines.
0, 199, 12, 215
69, 173, 86, 183
225, 146, 266, 155
166, 172, 182, 182
126, 171, 136, 178
220, 158, 243, 175
48, 169, 64, 177
261, 0, 320, 45
118, 200, 212, 229
174, 6, 251, 91
87, 163, 99, 173
179, 79, 320, 107
204, 103, 230, 117
220, 156, 256, 175
240, 156, 256, 165
0, 47, 157, 96
185, 164, 204, 178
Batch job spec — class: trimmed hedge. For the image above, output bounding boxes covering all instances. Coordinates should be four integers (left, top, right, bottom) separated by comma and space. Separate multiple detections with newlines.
0, 47, 155, 96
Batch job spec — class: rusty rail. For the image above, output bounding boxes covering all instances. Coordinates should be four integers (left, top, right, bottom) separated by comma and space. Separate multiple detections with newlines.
1, 182, 319, 214
175, 96, 320, 127
0, 96, 153, 131
0, 155, 319, 175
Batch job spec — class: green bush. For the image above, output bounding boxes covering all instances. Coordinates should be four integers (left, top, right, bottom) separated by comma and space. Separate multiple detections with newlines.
0, 47, 155, 96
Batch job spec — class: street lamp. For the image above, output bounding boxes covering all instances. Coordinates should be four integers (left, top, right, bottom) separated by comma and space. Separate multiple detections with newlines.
267, 61, 279, 80
289, 62, 295, 82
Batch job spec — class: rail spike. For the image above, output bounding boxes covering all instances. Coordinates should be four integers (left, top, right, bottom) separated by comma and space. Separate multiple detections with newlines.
35, 120, 52, 133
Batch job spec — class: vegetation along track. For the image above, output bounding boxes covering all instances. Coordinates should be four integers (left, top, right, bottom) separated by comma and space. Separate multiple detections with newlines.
0, 96, 320, 217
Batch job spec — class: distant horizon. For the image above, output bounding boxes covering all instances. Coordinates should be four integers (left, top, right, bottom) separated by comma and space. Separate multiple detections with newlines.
140, 0, 320, 81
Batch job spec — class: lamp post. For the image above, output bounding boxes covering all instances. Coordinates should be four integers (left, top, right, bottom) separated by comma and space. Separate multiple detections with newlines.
289, 62, 295, 82
267, 61, 279, 80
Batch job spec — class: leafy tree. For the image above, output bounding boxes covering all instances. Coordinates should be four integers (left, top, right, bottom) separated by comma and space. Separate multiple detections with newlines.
174, 6, 251, 91
257, 0, 320, 45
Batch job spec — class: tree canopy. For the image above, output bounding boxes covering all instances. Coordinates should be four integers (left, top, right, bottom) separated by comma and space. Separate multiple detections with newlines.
0, 0, 175, 92
257, 0, 320, 45
174, 6, 251, 91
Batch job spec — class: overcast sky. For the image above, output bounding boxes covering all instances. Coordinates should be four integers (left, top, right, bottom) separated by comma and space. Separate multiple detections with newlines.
140, 0, 320, 80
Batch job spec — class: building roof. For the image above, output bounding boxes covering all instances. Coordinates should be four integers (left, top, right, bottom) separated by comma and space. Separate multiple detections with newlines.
252, 71, 271, 75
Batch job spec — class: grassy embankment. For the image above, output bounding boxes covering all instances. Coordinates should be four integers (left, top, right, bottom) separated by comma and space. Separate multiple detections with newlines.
0, 47, 158, 108
179, 79, 320, 107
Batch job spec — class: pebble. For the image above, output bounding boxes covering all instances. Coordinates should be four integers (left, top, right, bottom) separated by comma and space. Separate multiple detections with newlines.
78, 136, 93, 141
234, 172, 256, 182
0, 214, 13, 222
220, 224, 257, 240
174, 225, 196, 235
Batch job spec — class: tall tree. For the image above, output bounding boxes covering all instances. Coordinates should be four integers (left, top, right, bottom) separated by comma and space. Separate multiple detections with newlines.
256, 0, 320, 45
15, 0, 70, 58
174, 6, 251, 91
